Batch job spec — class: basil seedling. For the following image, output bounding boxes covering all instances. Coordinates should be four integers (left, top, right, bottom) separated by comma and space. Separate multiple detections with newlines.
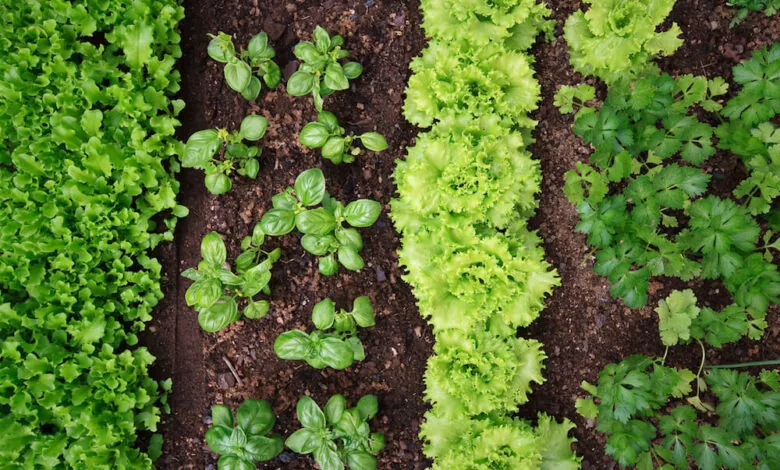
274, 296, 375, 370
299, 111, 388, 164
207, 31, 282, 100
182, 228, 280, 332
205, 399, 284, 468
286, 26, 363, 111
182, 114, 268, 194
259, 168, 382, 275
286, 395, 385, 470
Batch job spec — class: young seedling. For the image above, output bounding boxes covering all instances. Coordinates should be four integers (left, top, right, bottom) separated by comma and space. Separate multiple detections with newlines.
286, 26, 363, 111
274, 296, 375, 370
205, 399, 284, 468
299, 111, 388, 164
259, 168, 381, 275
182, 114, 268, 194
182, 229, 280, 332
207, 31, 282, 100
286, 395, 385, 470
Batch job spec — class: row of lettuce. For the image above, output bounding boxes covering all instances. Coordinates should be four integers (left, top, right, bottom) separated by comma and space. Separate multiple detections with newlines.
557, 0, 779, 468
0, 0, 184, 467
391, 0, 581, 468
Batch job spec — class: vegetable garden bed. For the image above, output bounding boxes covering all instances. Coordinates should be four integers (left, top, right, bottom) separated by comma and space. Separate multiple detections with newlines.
2, 0, 777, 469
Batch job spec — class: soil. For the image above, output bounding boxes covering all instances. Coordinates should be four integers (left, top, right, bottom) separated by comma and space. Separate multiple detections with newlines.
142, 1, 780, 469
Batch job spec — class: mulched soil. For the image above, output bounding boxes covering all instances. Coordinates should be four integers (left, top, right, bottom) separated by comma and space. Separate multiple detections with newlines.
142, 1, 780, 468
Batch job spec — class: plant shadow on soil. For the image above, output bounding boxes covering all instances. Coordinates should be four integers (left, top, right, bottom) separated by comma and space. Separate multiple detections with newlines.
142, 1, 779, 468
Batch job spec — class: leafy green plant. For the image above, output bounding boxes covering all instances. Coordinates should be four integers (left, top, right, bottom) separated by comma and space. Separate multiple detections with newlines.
182, 230, 280, 332
207, 31, 281, 100
299, 111, 388, 164
206, 399, 284, 468
564, 0, 683, 83
286, 26, 362, 111
727, 0, 779, 26
274, 296, 375, 370
286, 394, 385, 470
259, 168, 381, 275
182, 114, 268, 194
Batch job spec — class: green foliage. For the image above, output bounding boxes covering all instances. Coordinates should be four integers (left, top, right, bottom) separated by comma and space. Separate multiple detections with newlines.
260, 168, 381, 275
287, 26, 362, 111
182, 114, 268, 194
207, 31, 281, 100
577, 355, 780, 469
564, 0, 683, 83
286, 395, 385, 470
205, 399, 284, 468
558, 70, 779, 313
274, 297, 375, 370
182, 230, 279, 332
0, 0, 184, 466
394, 0, 581, 467
727, 0, 780, 26
299, 111, 388, 164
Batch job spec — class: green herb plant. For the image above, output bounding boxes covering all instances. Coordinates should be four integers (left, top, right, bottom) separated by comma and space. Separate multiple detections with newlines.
182, 230, 280, 332
182, 115, 268, 194
286, 26, 363, 111
259, 168, 382, 275
726, 0, 779, 26
274, 296, 375, 370
206, 399, 284, 469
286, 395, 385, 470
299, 111, 388, 164
207, 31, 282, 100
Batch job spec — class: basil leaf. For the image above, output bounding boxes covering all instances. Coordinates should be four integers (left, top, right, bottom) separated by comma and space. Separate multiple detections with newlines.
201, 232, 227, 266
294, 41, 323, 63
207, 32, 235, 62
244, 300, 270, 319
313, 26, 331, 51
356, 395, 379, 420
299, 122, 330, 148
335, 227, 363, 251
346, 336, 364, 361
347, 451, 377, 470
247, 32, 270, 59
185, 278, 222, 309
317, 111, 340, 131
351, 296, 375, 327
287, 71, 315, 96
333, 314, 355, 333
245, 434, 283, 461
312, 298, 336, 329
321, 136, 346, 161
359, 132, 388, 152
301, 234, 336, 256
296, 395, 327, 430
369, 433, 385, 453
324, 63, 349, 91
274, 330, 311, 360
285, 428, 318, 454
324, 394, 346, 426
320, 336, 354, 370
240, 76, 261, 100
242, 158, 260, 179
224, 60, 252, 93
295, 168, 326, 206
260, 209, 296, 235
314, 445, 344, 470
217, 456, 255, 470
319, 254, 339, 276
205, 172, 232, 195
205, 424, 233, 454
239, 115, 268, 141
344, 200, 381, 227
240, 267, 271, 297
272, 192, 297, 210
198, 297, 239, 332
181, 268, 204, 281
263, 61, 282, 88
342, 61, 363, 80
183, 129, 220, 168
337, 245, 364, 271
237, 399, 276, 436
211, 405, 234, 428
334, 408, 361, 436
296, 208, 336, 235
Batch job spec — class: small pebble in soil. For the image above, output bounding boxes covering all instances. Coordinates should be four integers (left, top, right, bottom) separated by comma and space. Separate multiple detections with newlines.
376, 267, 386, 281
278, 451, 295, 464
217, 372, 235, 390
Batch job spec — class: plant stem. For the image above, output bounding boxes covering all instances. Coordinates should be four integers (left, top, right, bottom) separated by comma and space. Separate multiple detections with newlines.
705, 359, 780, 369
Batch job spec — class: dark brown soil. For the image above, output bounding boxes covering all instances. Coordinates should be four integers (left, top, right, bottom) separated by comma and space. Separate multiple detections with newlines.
143, 1, 779, 469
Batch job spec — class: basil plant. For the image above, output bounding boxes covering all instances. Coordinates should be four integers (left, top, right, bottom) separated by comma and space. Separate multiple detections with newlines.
286, 26, 363, 111
259, 168, 381, 275
182, 114, 268, 194
207, 31, 281, 100
182, 229, 280, 332
206, 399, 284, 469
274, 296, 375, 370
286, 395, 385, 470
299, 111, 388, 164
